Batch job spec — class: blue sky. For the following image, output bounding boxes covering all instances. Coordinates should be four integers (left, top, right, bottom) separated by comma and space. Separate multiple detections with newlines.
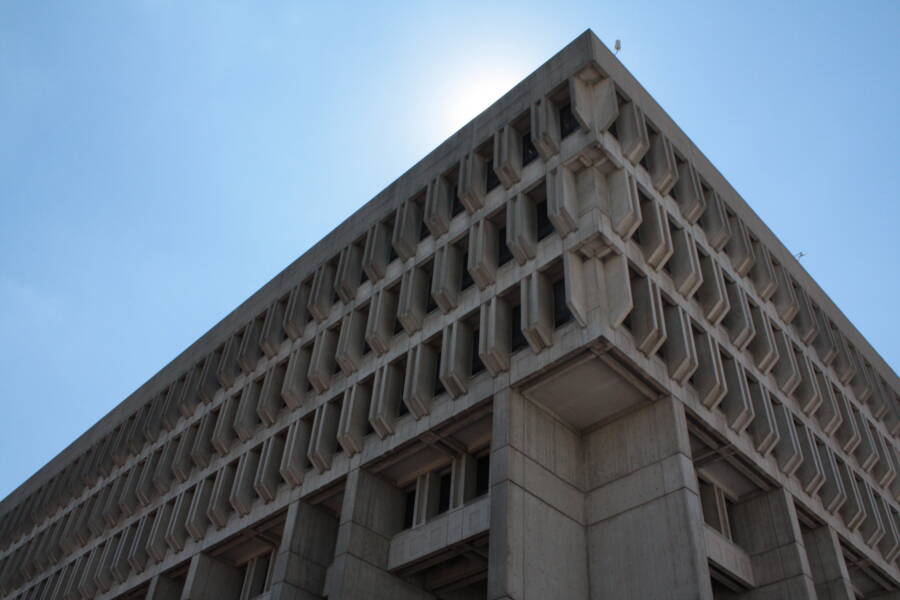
1, 1, 897, 499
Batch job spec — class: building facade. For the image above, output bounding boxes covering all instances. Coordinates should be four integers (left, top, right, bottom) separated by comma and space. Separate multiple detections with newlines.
1, 29, 899, 600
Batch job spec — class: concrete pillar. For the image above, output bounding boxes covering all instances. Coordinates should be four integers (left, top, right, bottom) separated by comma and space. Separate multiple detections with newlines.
803, 526, 855, 600
146, 574, 183, 600
730, 488, 816, 599
182, 552, 242, 600
268, 500, 337, 600
327, 468, 431, 600
583, 397, 711, 600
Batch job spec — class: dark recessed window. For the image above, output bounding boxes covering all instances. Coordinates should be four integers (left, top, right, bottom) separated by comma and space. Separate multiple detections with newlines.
475, 453, 490, 497
498, 231, 513, 266
521, 131, 538, 166
460, 255, 474, 291
403, 488, 416, 529
559, 102, 579, 138
471, 328, 484, 375
485, 158, 500, 192
437, 470, 452, 514
450, 183, 464, 217
510, 306, 527, 352
535, 199, 554, 241
552, 278, 573, 328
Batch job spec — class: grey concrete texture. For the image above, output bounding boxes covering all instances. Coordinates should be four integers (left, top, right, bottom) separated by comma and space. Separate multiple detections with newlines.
1, 28, 899, 600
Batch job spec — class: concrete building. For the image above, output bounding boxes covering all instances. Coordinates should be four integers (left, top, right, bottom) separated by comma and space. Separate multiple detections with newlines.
1, 29, 898, 600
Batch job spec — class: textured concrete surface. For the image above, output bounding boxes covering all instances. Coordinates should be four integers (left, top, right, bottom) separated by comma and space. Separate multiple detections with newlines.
1, 29, 898, 600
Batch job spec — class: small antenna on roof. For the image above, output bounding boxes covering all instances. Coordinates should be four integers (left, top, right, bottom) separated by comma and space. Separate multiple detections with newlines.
795, 251, 806, 259
614, 40, 622, 55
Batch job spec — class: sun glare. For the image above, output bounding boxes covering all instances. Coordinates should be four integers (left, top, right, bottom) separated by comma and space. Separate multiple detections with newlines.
430, 59, 528, 141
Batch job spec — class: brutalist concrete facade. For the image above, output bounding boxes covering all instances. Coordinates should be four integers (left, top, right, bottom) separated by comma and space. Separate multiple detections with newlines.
1, 29, 899, 600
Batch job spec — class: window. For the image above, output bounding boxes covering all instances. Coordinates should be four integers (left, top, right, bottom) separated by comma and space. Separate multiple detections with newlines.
521, 131, 538, 165
403, 487, 416, 529
475, 453, 490, 497
485, 158, 500, 192
437, 470, 452, 515
559, 101, 579, 138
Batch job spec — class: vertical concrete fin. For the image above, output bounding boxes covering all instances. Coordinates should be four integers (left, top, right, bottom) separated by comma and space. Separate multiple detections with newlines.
794, 348, 822, 416
644, 130, 678, 196
307, 401, 340, 474
720, 355, 754, 433
335, 308, 367, 375
635, 192, 673, 271
493, 124, 522, 189
431, 242, 463, 313
337, 383, 372, 456
796, 425, 826, 496
661, 303, 698, 385
307, 327, 338, 393
439, 320, 474, 398
366, 286, 399, 355
207, 463, 236, 530
216, 333, 242, 390
479, 296, 512, 376
259, 297, 287, 359
698, 188, 731, 252
334, 244, 362, 306
397, 264, 428, 334
282, 345, 311, 410
165, 488, 193, 553
671, 160, 706, 223
748, 242, 777, 301
628, 274, 666, 357
237, 315, 264, 375
747, 378, 779, 456
696, 251, 730, 325
748, 305, 778, 374
772, 326, 801, 395
546, 165, 578, 237
468, 218, 499, 289
771, 260, 799, 324
402, 344, 438, 419
458, 151, 487, 213
234, 377, 262, 441
721, 280, 755, 351
283, 282, 310, 341
614, 100, 649, 164
668, 226, 703, 300
724, 217, 754, 276
692, 328, 727, 409
230, 447, 260, 517
280, 419, 312, 487
521, 270, 554, 353
191, 411, 216, 468
254, 434, 285, 503
772, 401, 803, 476
362, 220, 391, 283
391, 198, 422, 261
817, 444, 847, 514
257, 360, 287, 427
369, 362, 404, 438
308, 261, 337, 323
507, 192, 538, 265
530, 97, 560, 161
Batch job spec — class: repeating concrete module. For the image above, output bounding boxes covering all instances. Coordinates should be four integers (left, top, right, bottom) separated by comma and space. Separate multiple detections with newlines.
1, 29, 899, 600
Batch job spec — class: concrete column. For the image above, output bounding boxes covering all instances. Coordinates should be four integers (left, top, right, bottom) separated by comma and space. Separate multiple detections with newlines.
146, 574, 183, 600
730, 488, 816, 599
268, 500, 337, 600
181, 552, 242, 600
489, 390, 590, 600
803, 526, 855, 600
583, 396, 712, 600
327, 468, 431, 600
